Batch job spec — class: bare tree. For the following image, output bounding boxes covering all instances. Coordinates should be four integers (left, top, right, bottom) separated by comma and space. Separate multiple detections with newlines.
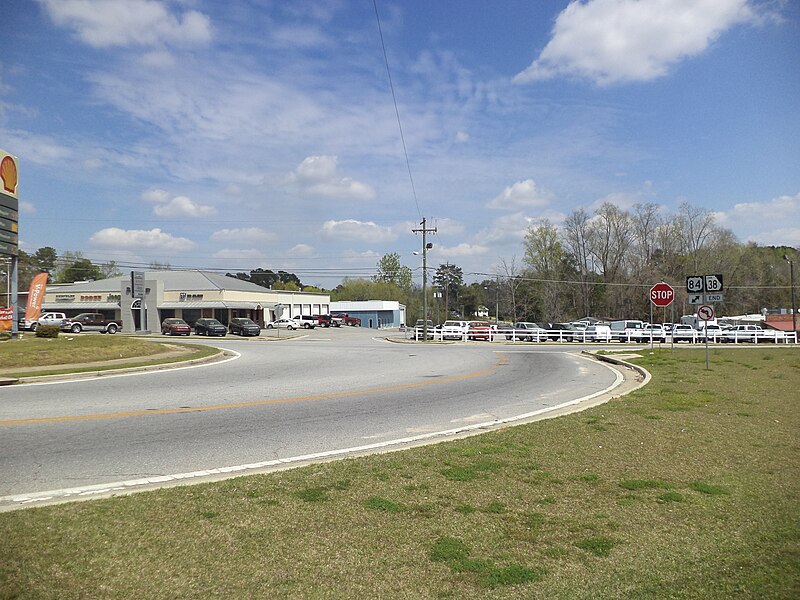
562, 209, 594, 317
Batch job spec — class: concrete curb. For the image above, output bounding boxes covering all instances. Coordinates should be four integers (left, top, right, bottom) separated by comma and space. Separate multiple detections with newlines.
4, 349, 230, 385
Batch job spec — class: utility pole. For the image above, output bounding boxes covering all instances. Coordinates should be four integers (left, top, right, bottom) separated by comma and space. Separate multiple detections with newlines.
785, 254, 797, 338
412, 218, 437, 341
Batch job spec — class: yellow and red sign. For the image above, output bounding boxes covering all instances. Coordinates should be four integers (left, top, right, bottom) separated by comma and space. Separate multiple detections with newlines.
0, 149, 18, 199
0, 306, 11, 331
26, 272, 49, 323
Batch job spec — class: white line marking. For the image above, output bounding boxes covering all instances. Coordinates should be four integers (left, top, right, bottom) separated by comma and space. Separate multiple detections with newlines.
0, 356, 625, 509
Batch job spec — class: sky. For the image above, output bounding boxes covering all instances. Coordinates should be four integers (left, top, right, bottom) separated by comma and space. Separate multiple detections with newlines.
3, 0, 799, 287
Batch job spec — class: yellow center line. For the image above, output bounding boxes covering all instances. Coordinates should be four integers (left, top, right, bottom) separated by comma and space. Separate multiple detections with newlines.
1, 354, 509, 427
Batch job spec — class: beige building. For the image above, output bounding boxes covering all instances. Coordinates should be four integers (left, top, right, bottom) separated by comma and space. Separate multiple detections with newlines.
42, 270, 330, 333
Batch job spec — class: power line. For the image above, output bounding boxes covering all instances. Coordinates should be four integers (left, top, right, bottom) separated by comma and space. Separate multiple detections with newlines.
373, 0, 422, 220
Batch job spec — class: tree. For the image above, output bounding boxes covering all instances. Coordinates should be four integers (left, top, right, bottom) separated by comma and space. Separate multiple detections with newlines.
374, 252, 412, 293
33, 246, 57, 273
524, 219, 567, 320
433, 263, 463, 317
57, 258, 102, 283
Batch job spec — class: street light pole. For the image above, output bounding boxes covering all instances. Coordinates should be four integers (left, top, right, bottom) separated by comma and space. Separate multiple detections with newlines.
785, 254, 797, 336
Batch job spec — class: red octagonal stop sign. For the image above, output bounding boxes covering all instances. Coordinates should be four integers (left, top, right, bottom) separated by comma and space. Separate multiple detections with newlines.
650, 282, 675, 307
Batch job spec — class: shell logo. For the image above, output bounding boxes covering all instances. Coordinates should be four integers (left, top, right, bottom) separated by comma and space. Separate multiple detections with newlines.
1, 155, 18, 196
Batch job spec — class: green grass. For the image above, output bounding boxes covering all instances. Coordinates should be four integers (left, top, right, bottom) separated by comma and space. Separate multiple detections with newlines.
0, 348, 798, 598
0, 336, 217, 377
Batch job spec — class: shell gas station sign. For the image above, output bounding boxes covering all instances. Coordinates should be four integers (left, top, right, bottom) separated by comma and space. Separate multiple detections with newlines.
0, 148, 19, 257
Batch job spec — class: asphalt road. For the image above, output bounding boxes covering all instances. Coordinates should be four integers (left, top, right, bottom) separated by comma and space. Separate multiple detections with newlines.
0, 328, 622, 507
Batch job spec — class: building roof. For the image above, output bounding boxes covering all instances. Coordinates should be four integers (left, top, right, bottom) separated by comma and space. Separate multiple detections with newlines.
48, 271, 326, 295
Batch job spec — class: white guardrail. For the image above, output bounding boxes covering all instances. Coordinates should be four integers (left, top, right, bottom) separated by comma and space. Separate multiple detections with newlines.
405, 328, 798, 344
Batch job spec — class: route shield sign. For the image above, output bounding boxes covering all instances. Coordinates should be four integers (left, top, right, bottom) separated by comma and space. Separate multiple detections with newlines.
686, 275, 704, 293
704, 274, 724, 292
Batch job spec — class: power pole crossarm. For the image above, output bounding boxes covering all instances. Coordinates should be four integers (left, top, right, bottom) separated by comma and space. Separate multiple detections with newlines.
412, 218, 437, 340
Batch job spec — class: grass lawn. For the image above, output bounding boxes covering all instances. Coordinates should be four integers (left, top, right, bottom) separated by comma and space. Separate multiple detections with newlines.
0, 335, 217, 377
1, 348, 798, 598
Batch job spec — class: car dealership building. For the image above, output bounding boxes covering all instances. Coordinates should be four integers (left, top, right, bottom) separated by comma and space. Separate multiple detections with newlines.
40, 270, 331, 333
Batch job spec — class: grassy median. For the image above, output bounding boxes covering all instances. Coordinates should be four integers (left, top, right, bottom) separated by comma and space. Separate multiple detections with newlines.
1, 348, 798, 598
0, 335, 218, 378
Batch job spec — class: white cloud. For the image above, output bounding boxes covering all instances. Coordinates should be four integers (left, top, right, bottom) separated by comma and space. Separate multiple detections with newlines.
19, 200, 36, 214
431, 243, 490, 258
141, 188, 215, 217
288, 156, 376, 201
210, 228, 276, 244
89, 227, 195, 251
287, 244, 315, 257
321, 219, 397, 243
488, 179, 553, 210
714, 192, 800, 247
40, 0, 212, 48
455, 131, 470, 143
588, 181, 655, 211
212, 248, 268, 260
513, 0, 756, 85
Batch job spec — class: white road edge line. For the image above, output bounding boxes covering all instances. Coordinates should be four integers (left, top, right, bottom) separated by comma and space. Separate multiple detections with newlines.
14, 348, 242, 387
1, 354, 625, 507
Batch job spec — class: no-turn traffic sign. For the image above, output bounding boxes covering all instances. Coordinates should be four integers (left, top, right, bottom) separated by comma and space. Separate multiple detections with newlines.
698, 305, 715, 321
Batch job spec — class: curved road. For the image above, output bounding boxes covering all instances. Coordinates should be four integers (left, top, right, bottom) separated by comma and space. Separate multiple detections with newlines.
0, 328, 622, 508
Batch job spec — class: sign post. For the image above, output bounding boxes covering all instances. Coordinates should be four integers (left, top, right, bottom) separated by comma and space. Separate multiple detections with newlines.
649, 282, 674, 350
698, 304, 715, 370
0, 149, 19, 339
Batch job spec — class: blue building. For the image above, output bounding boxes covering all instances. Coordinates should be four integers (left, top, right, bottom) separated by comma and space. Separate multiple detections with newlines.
329, 300, 406, 329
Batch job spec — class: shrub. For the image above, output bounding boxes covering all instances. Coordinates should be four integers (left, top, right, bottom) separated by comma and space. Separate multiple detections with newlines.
35, 324, 60, 338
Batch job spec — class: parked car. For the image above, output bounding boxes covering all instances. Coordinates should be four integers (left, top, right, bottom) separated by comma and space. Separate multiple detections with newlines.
229, 317, 261, 336
265, 318, 300, 330
467, 321, 492, 341
584, 324, 612, 342
194, 318, 227, 336
62, 313, 122, 334
291, 315, 318, 329
539, 322, 577, 341
332, 313, 361, 326
413, 319, 435, 339
671, 324, 698, 343
161, 318, 191, 336
440, 320, 469, 340
610, 319, 645, 342
507, 322, 546, 341
315, 314, 341, 328
642, 323, 667, 343
698, 323, 725, 342
29, 312, 69, 331
723, 324, 764, 343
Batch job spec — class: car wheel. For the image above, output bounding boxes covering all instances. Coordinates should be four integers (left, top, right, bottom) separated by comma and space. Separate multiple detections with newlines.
30, 322, 38, 331
71, 323, 82, 333
107, 324, 118, 334
266, 324, 274, 329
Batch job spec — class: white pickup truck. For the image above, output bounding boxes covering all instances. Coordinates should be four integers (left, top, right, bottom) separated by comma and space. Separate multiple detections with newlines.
21, 312, 69, 331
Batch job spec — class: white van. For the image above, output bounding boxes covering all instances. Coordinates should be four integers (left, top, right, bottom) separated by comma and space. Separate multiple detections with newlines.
609, 320, 645, 342
584, 324, 611, 342
440, 320, 469, 340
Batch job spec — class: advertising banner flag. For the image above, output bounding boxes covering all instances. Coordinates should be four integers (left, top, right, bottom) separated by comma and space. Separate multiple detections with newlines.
0, 306, 11, 331
25, 272, 49, 322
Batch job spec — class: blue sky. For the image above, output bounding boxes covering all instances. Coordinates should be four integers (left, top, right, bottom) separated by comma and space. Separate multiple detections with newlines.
3, 0, 799, 286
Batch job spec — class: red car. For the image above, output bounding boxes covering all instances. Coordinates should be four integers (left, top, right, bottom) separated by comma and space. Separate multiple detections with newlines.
161, 318, 191, 336
467, 321, 492, 341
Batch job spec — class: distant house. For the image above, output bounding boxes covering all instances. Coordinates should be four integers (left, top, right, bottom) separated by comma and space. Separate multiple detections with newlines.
474, 305, 489, 318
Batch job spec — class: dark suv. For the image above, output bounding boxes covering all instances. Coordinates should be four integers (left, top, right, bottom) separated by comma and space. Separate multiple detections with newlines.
194, 318, 227, 336
229, 317, 261, 336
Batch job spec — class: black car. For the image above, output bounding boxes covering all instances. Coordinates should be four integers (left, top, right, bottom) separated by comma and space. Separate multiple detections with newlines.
229, 317, 261, 336
194, 318, 227, 336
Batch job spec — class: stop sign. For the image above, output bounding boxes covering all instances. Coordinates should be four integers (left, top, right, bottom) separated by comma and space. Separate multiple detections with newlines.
650, 282, 675, 307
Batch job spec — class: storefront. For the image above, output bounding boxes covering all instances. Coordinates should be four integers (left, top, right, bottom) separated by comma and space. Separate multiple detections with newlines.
41, 270, 330, 333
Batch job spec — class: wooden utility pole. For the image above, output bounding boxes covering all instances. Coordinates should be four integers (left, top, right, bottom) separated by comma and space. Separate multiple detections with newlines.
412, 218, 437, 340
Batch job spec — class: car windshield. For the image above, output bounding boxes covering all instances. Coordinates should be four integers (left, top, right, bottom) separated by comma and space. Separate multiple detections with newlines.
442, 321, 461, 327
235, 319, 255, 325
165, 319, 186, 325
